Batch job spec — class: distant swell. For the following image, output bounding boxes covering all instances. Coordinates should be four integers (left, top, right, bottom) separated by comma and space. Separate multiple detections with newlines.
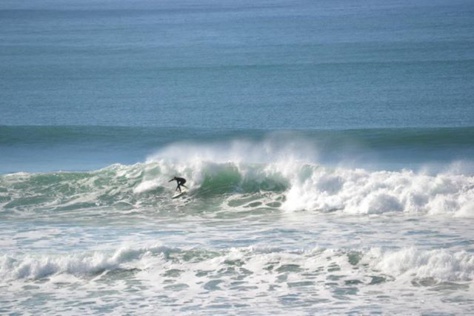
1, 126, 474, 149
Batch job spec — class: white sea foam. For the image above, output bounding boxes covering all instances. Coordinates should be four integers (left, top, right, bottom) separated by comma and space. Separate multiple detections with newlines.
284, 166, 474, 216
365, 247, 474, 283
2, 244, 472, 292
1, 239, 473, 315
0, 244, 168, 281
142, 139, 474, 217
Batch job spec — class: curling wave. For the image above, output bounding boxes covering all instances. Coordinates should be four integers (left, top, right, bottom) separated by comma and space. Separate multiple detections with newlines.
1, 158, 473, 217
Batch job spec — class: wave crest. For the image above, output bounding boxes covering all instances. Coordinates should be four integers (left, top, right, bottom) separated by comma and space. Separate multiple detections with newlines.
1, 158, 473, 217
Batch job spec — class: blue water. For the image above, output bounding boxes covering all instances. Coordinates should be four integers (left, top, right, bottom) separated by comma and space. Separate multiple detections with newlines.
1, 0, 474, 315
2, 125, 474, 174
2, 0, 474, 131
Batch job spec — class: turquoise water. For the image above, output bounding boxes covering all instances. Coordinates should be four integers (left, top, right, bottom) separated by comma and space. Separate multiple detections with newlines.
1, 0, 474, 315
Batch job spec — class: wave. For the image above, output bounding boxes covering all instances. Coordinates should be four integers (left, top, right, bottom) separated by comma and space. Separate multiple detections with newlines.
2, 125, 473, 147
2, 244, 472, 287
1, 153, 473, 217
2, 126, 473, 216
2, 125, 474, 174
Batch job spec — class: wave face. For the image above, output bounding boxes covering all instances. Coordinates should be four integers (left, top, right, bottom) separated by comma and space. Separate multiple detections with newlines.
1, 165, 473, 218
2, 130, 473, 218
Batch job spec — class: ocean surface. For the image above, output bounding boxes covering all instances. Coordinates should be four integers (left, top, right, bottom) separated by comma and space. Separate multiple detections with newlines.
1, 0, 474, 315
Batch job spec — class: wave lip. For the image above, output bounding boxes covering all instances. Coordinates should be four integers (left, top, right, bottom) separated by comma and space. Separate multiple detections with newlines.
1, 158, 473, 217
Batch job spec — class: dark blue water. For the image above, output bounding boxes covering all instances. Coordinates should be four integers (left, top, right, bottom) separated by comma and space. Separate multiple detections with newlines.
1, 0, 473, 131
1, 0, 474, 173
1, 125, 473, 173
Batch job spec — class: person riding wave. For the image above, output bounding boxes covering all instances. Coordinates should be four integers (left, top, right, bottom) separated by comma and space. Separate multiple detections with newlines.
169, 176, 187, 193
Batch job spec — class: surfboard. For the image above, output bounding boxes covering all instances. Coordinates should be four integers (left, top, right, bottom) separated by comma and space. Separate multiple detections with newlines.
172, 190, 187, 199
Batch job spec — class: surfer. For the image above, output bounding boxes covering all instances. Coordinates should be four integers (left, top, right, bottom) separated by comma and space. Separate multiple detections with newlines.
169, 176, 187, 192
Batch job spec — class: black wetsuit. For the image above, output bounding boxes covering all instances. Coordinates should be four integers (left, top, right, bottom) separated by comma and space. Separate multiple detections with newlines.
170, 177, 187, 192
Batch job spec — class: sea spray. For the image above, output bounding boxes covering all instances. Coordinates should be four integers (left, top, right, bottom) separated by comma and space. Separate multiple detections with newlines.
2, 159, 473, 217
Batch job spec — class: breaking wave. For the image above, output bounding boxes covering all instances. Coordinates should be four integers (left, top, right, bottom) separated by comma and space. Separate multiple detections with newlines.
1, 154, 473, 217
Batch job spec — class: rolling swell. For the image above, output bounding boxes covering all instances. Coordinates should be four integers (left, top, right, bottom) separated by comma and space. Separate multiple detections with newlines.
2, 125, 474, 148
2, 126, 474, 174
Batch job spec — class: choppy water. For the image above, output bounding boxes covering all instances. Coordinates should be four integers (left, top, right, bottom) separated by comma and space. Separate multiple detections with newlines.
2, 128, 474, 315
1, 0, 474, 315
